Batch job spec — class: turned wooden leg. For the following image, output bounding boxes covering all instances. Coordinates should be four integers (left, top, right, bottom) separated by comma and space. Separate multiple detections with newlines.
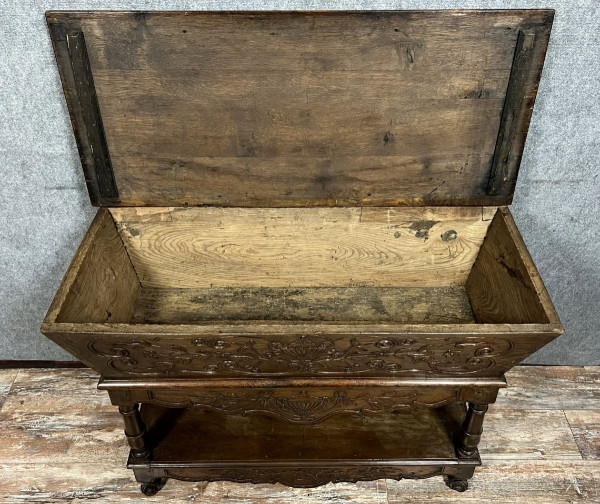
456, 402, 488, 458
119, 404, 150, 459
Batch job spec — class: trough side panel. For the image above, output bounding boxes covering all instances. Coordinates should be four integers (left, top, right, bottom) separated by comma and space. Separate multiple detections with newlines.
466, 207, 563, 327
45, 211, 141, 326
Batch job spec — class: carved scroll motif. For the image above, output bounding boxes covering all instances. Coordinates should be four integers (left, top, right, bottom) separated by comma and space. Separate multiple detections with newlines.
88, 334, 515, 376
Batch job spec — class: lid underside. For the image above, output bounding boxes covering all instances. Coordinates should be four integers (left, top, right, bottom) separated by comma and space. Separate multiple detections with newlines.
47, 10, 553, 207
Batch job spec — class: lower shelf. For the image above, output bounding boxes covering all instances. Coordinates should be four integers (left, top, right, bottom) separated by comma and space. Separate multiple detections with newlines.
127, 403, 479, 488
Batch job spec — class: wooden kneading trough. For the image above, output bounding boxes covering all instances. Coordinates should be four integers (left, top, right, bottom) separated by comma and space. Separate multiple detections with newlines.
42, 10, 563, 495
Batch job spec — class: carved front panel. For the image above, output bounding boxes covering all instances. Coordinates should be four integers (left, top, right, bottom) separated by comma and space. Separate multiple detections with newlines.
48, 330, 554, 378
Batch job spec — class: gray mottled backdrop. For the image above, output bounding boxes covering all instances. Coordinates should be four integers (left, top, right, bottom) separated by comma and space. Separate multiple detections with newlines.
0, 1, 598, 362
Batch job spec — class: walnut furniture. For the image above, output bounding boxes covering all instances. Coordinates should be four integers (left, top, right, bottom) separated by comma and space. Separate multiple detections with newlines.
42, 10, 562, 495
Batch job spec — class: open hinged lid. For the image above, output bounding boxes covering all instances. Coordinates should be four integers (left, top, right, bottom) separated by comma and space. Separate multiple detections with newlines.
47, 10, 553, 207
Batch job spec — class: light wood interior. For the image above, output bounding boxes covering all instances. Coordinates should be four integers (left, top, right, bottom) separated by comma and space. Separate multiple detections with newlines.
110, 207, 495, 288
55, 210, 140, 324
117, 206, 488, 325
53, 206, 554, 326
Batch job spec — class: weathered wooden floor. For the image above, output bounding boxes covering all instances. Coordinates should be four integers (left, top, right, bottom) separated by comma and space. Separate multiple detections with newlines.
0, 366, 598, 503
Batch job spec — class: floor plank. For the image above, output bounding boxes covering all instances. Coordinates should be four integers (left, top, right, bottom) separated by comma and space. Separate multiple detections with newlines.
0, 369, 18, 411
0, 464, 388, 503
481, 408, 582, 461
497, 366, 600, 410
565, 410, 600, 460
386, 460, 600, 503
200, 480, 388, 504
0, 369, 125, 465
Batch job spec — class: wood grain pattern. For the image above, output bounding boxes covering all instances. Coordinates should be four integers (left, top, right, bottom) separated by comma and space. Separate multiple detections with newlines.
40, 9, 562, 495
0, 464, 388, 503
51, 209, 140, 324
0, 369, 18, 411
465, 208, 554, 324
496, 366, 600, 410
386, 460, 600, 503
564, 410, 600, 460
5, 461, 598, 503
499, 208, 562, 325
47, 20, 101, 205
46, 10, 553, 207
132, 286, 475, 324
0, 369, 125, 465
480, 409, 581, 461
113, 206, 494, 288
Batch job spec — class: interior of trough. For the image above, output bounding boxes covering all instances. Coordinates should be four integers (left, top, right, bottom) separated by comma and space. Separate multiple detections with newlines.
54, 206, 551, 326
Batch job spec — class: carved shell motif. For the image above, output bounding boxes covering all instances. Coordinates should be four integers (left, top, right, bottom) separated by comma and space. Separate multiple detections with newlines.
146, 387, 455, 424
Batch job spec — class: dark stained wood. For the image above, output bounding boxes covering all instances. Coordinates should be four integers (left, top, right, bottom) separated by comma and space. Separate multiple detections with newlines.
487, 23, 553, 197
456, 402, 489, 458
99, 376, 506, 392
46, 10, 553, 207
41, 326, 559, 380
132, 286, 476, 324
118, 404, 150, 459
1, 368, 597, 502
102, 380, 503, 424
40, 9, 562, 494
65, 31, 118, 203
47, 19, 119, 205
47, 20, 100, 206
125, 403, 478, 488
141, 403, 466, 461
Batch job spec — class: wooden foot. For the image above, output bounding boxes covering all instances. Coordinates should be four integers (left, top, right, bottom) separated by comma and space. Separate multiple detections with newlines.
140, 477, 168, 496
119, 404, 150, 459
444, 475, 469, 492
456, 402, 488, 458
